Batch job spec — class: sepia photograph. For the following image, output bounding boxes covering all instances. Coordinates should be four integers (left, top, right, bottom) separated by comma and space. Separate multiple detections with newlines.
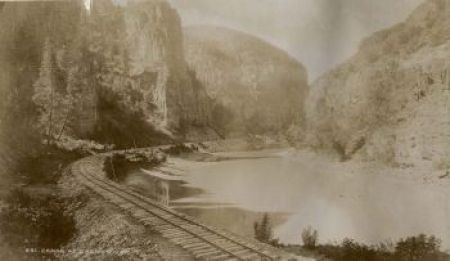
0, 0, 449, 260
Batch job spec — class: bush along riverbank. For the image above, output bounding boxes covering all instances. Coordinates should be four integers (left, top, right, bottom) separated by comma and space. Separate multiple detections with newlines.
251, 214, 450, 261
285, 234, 450, 261
103, 147, 171, 182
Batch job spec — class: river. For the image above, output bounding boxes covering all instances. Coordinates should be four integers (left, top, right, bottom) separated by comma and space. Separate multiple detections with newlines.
125, 148, 450, 249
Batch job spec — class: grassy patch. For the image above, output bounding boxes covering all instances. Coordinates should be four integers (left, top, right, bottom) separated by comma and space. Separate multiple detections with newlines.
0, 145, 85, 259
0, 187, 78, 259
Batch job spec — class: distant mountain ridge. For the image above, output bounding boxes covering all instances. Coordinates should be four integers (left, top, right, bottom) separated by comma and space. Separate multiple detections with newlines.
184, 25, 309, 137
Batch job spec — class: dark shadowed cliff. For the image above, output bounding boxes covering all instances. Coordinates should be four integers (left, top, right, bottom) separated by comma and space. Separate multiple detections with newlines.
0, 0, 217, 151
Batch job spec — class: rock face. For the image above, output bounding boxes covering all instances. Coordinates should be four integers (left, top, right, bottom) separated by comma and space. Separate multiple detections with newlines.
306, 0, 450, 167
86, 0, 213, 137
118, 0, 210, 129
0, 0, 215, 148
184, 26, 309, 137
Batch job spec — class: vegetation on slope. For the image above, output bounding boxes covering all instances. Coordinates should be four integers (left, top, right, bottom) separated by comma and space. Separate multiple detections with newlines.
306, 0, 450, 167
184, 25, 309, 137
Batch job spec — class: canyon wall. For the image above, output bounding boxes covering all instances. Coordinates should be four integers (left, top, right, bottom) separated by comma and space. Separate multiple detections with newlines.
306, 0, 450, 168
0, 0, 216, 149
184, 26, 309, 137
86, 0, 214, 141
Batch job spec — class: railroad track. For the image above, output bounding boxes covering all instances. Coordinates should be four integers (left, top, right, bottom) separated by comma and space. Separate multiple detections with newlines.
72, 155, 297, 261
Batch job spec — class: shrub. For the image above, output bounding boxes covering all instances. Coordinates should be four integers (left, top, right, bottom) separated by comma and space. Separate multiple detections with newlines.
0, 188, 76, 255
163, 143, 194, 155
341, 239, 378, 261
254, 213, 273, 244
302, 226, 318, 249
315, 239, 379, 261
285, 124, 304, 146
14, 145, 83, 185
306, 234, 448, 261
395, 234, 442, 261
103, 153, 129, 181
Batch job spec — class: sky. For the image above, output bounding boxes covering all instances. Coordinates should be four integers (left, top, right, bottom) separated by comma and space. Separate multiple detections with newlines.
168, 0, 424, 81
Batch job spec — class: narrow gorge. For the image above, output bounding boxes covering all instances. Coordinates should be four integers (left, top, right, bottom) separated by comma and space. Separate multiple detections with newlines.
1, 0, 450, 260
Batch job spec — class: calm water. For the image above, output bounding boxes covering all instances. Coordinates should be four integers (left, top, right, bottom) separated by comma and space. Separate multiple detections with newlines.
128, 149, 450, 249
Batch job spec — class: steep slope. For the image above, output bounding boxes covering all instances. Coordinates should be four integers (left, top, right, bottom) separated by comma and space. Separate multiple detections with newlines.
86, 0, 215, 144
184, 26, 309, 137
306, 0, 450, 168
0, 0, 215, 150
0, 1, 83, 189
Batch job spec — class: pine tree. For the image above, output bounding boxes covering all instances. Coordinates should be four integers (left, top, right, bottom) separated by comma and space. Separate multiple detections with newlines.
32, 39, 56, 144
32, 39, 68, 144
59, 66, 80, 140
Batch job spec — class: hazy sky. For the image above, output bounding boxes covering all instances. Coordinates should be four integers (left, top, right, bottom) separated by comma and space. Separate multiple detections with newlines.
169, 0, 424, 81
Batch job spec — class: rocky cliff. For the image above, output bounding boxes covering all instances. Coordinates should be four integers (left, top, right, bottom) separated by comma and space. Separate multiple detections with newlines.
306, 0, 450, 168
183, 26, 309, 137
86, 0, 216, 144
0, 0, 215, 149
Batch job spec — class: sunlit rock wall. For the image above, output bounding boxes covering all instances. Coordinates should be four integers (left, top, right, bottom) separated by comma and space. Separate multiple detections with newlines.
306, 0, 450, 167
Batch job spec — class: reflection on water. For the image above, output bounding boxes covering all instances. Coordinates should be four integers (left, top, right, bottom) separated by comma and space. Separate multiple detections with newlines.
157, 180, 170, 206
123, 169, 172, 207
177, 207, 288, 239
125, 149, 450, 249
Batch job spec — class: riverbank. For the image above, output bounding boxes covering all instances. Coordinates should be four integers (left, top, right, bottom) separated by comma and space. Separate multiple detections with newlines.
62, 152, 303, 260
289, 148, 450, 189
57, 170, 195, 260
3, 139, 447, 260
0, 143, 196, 260
198, 136, 290, 153
160, 147, 450, 252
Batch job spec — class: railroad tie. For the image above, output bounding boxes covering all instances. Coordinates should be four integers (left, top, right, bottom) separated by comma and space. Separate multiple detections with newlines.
195, 250, 227, 259
74, 156, 289, 261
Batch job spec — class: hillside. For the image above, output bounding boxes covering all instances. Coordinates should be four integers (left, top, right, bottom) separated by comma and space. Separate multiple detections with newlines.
0, 1, 217, 258
0, 0, 217, 152
184, 26, 309, 137
306, 0, 450, 169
